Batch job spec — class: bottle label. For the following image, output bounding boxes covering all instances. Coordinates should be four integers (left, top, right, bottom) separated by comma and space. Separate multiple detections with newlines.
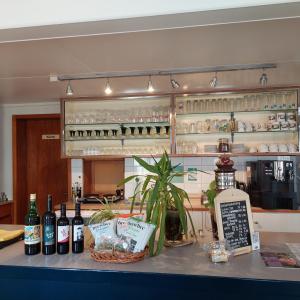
73, 224, 84, 242
57, 225, 69, 243
24, 225, 41, 245
43, 225, 55, 245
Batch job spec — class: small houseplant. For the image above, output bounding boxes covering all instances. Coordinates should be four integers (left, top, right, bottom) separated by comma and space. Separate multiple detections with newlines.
120, 152, 196, 256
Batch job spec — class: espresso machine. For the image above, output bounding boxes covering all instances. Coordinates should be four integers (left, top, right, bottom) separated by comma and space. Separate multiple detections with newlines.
246, 160, 298, 209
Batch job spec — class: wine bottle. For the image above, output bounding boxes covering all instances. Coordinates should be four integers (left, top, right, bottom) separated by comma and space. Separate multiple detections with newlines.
42, 195, 56, 255
72, 203, 84, 253
24, 193, 41, 255
57, 203, 69, 254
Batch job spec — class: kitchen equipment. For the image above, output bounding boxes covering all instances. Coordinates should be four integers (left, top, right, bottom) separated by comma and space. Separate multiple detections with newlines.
246, 160, 298, 209
215, 154, 236, 191
79, 190, 123, 204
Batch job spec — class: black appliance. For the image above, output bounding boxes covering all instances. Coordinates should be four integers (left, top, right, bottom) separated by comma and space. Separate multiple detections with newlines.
246, 160, 298, 209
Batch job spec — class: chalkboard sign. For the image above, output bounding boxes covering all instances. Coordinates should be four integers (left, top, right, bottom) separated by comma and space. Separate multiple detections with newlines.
215, 189, 254, 256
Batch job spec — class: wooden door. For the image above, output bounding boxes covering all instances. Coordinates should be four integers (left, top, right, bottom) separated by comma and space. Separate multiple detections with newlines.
13, 114, 69, 224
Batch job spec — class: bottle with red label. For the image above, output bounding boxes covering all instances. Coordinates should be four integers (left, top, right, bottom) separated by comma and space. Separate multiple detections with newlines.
57, 203, 69, 254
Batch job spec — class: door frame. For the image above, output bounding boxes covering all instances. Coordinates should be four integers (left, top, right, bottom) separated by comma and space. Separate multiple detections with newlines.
12, 114, 71, 224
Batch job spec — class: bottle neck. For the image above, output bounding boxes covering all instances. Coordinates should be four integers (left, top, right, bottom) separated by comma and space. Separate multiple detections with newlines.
47, 197, 52, 212
61, 205, 66, 217
75, 203, 81, 217
29, 199, 37, 215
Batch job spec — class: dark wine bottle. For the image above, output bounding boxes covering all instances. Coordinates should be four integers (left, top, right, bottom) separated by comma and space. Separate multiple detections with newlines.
72, 203, 84, 253
57, 203, 69, 254
24, 193, 41, 255
42, 195, 56, 255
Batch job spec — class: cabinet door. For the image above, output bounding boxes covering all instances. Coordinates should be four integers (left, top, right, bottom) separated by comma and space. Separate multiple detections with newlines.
252, 213, 300, 232
0, 203, 13, 224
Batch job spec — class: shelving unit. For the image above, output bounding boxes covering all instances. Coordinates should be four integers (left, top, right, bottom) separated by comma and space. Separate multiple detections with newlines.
61, 96, 171, 157
61, 88, 300, 158
175, 89, 299, 155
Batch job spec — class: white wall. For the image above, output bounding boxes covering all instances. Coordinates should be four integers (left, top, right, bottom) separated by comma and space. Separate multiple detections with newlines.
0, 0, 298, 29
0, 101, 60, 200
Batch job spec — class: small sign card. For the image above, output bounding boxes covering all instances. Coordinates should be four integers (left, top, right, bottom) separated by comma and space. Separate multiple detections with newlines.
214, 189, 254, 256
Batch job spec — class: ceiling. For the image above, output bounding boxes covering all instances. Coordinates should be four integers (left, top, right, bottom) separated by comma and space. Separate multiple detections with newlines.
1, 16, 300, 104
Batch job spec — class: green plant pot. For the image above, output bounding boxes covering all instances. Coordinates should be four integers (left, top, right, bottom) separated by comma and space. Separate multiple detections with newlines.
165, 209, 183, 241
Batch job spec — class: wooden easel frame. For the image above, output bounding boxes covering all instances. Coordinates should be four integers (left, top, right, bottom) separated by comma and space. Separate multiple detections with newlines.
215, 189, 254, 256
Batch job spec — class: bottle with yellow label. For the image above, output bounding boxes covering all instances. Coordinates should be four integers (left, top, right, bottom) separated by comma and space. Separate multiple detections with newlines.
24, 193, 41, 255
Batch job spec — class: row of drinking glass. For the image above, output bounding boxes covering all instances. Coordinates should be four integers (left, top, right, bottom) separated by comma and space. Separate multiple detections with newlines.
65, 106, 170, 125
67, 126, 170, 139
67, 145, 170, 156
177, 92, 297, 114
177, 119, 230, 134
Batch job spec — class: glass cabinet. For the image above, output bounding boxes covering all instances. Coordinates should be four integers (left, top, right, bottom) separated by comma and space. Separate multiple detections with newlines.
174, 89, 299, 155
62, 96, 171, 157
61, 89, 300, 158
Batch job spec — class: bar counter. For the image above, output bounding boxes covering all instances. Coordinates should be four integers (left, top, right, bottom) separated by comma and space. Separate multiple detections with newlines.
55, 199, 300, 213
1, 225, 300, 299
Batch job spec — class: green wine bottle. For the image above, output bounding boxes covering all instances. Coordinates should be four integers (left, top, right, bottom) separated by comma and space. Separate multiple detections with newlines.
24, 193, 41, 255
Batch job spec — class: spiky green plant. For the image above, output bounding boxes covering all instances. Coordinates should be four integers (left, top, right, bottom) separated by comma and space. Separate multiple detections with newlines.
119, 152, 196, 256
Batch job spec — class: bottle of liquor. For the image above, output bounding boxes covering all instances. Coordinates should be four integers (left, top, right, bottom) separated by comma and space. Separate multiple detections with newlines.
24, 193, 41, 255
57, 203, 69, 254
42, 195, 56, 255
72, 203, 84, 253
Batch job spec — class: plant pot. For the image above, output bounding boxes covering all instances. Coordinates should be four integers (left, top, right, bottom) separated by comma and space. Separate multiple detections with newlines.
165, 209, 183, 241
209, 208, 219, 240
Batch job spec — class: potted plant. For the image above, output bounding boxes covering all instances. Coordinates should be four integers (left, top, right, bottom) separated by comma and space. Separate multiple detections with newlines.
120, 152, 196, 256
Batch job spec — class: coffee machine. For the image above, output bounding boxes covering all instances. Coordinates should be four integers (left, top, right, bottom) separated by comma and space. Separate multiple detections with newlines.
246, 160, 298, 209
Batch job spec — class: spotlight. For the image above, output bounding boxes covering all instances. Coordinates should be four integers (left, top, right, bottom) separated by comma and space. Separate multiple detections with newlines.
105, 78, 112, 95
170, 75, 180, 89
66, 81, 74, 96
147, 76, 154, 92
259, 70, 268, 87
209, 72, 218, 88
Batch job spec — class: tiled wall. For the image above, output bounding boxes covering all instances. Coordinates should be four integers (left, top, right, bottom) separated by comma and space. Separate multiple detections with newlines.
71, 159, 83, 187
124, 156, 296, 199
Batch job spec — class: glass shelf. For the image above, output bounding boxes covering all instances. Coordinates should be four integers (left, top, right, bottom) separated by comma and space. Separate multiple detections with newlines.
233, 130, 297, 134
65, 136, 170, 142
176, 132, 230, 136
176, 108, 297, 117
65, 121, 170, 127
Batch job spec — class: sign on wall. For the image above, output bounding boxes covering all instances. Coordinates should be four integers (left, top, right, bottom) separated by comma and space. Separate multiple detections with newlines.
42, 134, 60, 140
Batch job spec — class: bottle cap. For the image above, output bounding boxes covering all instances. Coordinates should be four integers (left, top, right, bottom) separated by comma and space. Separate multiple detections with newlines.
30, 193, 36, 201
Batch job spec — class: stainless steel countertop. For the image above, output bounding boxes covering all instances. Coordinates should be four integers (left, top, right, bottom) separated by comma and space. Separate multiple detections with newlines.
0, 225, 300, 282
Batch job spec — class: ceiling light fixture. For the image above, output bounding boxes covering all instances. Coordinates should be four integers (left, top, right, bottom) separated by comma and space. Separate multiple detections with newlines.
170, 75, 180, 89
209, 72, 218, 88
105, 78, 112, 95
259, 69, 268, 87
66, 81, 74, 96
147, 76, 154, 92
57, 63, 276, 82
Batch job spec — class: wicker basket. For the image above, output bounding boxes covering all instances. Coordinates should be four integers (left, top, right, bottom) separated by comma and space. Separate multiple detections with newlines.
89, 243, 147, 263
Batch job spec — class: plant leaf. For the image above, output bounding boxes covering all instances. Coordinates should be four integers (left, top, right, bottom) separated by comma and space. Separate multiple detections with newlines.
146, 182, 159, 222
155, 202, 166, 256
133, 156, 158, 174
117, 175, 139, 186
